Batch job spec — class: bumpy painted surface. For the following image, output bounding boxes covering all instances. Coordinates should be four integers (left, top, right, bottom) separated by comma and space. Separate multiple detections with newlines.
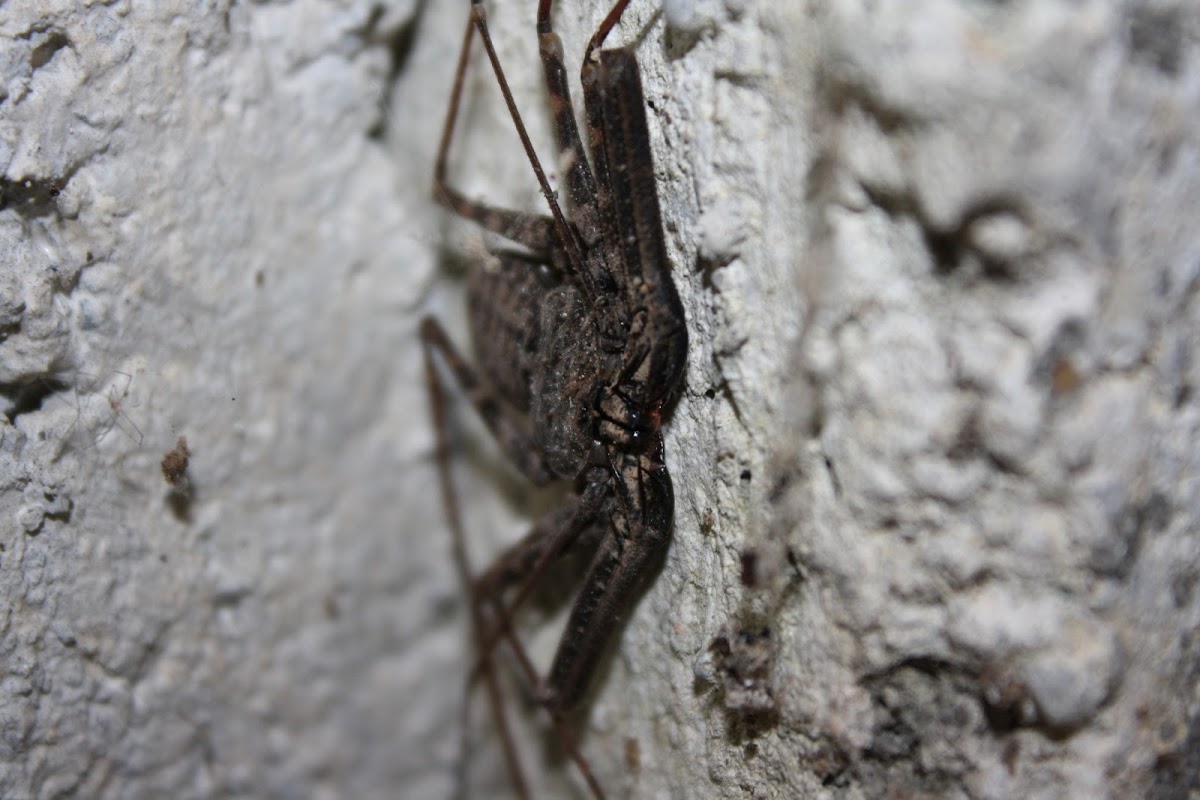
2, 0, 1198, 798
1, 1, 453, 796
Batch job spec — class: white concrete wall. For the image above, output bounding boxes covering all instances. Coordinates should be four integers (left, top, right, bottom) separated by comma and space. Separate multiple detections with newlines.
2, 0, 1198, 798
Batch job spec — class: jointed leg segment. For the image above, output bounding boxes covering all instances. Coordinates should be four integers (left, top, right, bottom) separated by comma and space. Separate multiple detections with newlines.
422, 318, 608, 799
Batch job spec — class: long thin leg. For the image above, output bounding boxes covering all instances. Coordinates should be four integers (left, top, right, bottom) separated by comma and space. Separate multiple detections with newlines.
459, 1, 596, 293
420, 317, 555, 486
423, 326, 531, 800
422, 314, 609, 800
436, 188, 559, 256
489, 608, 606, 800
577, 0, 638, 222
464, 507, 609, 800
584, 0, 635, 67
467, 478, 608, 684
472, 488, 604, 601
433, 4, 557, 254
535, 0, 599, 229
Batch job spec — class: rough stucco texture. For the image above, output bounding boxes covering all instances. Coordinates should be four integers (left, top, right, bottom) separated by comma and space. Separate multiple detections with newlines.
2, 0, 1199, 799
1, 1, 454, 797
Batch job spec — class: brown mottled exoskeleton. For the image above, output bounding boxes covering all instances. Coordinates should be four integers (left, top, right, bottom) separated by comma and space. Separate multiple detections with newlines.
420, 0, 687, 796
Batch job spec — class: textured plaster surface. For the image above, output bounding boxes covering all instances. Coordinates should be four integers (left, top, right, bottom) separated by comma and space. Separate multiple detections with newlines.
2, 1, 1199, 799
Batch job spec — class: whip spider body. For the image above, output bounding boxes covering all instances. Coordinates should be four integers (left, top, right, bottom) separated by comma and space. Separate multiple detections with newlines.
421, 0, 687, 795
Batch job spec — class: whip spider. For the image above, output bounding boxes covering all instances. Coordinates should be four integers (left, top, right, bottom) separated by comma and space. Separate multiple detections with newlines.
421, 1, 687, 795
